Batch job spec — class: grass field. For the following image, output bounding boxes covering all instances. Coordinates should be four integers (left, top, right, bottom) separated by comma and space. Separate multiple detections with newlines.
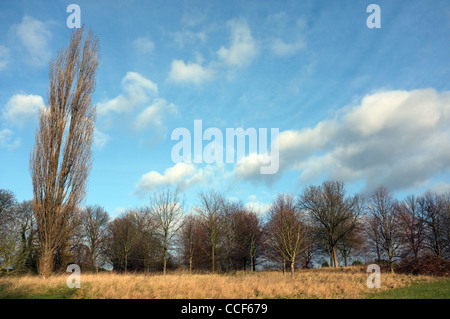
0, 268, 448, 299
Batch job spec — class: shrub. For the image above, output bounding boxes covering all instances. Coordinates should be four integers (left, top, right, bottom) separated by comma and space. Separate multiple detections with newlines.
396, 256, 450, 276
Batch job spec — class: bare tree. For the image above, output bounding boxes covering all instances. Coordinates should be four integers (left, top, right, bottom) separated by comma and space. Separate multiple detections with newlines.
442, 191, 450, 259
264, 194, 306, 278
367, 187, 401, 273
0, 189, 17, 217
30, 27, 99, 276
80, 205, 109, 272
418, 191, 446, 258
397, 195, 426, 262
0, 192, 36, 273
298, 181, 360, 268
148, 189, 184, 275
195, 190, 224, 273
337, 218, 365, 266
222, 203, 262, 272
107, 212, 136, 273
179, 213, 201, 273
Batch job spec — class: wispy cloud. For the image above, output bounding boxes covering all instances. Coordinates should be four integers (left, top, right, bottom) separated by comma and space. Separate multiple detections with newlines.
135, 98, 177, 130
93, 128, 111, 150
133, 36, 154, 53
269, 15, 307, 57
172, 30, 207, 48
11, 15, 52, 67
0, 46, 9, 71
0, 128, 21, 150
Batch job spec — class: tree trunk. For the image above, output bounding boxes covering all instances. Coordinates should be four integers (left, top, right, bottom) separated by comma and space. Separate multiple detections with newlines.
290, 258, 295, 279
376, 241, 381, 262
124, 253, 128, 274
38, 248, 54, 277
211, 245, 215, 273
332, 247, 338, 268
163, 247, 167, 275
389, 251, 394, 273
189, 255, 193, 274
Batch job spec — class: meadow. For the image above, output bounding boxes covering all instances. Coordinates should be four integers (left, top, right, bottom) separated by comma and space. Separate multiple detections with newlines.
0, 267, 448, 299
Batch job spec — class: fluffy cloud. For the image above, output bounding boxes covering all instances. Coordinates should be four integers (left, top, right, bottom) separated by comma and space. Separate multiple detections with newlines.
97, 71, 158, 115
12, 15, 52, 67
0, 129, 21, 150
168, 59, 214, 85
135, 163, 224, 195
217, 18, 258, 68
234, 88, 450, 194
97, 72, 176, 146
2, 94, 44, 127
168, 18, 260, 85
136, 163, 196, 192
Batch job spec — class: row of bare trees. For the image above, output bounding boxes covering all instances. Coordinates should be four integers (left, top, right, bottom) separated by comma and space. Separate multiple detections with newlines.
2, 183, 449, 276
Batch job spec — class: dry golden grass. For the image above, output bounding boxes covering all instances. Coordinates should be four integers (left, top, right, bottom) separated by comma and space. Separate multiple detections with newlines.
0, 268, 438, 299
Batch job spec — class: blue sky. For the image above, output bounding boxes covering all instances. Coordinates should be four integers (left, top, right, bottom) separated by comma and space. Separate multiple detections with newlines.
1, 0, 450, 217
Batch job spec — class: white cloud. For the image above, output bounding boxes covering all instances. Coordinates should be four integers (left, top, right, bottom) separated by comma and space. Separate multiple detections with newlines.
135, 163, 196, 194
135, 98, 177, 130
217, 18, 258, 68
168, 59, 214, 85
234, 153, 272, 179
135, 163, 224, 195
233, 88, 450, 193
133, 37, 154, 53
0, 129, 21, 150
0, 46, 9, 71
97, 72, 176, 146
97, 72, 158, 115
2, 94, 44, 127
245, 195, 271, 215
12, 15, 52, 67
93, 128, 111, 149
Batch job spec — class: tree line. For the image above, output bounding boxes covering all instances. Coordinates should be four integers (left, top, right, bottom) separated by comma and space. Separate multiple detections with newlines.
1, 182, 449, 277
